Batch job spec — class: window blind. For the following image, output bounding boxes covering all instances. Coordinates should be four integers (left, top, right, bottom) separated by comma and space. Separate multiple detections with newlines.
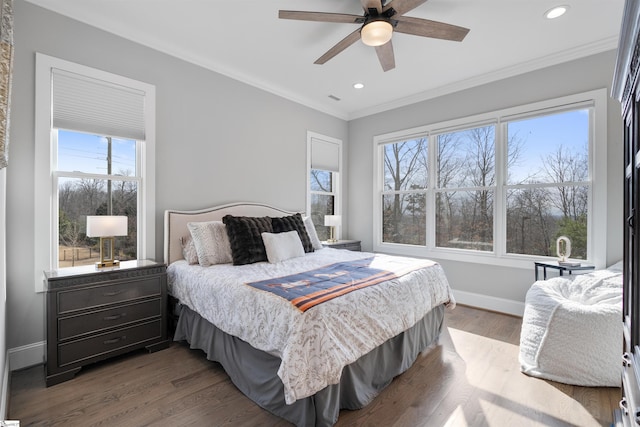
52, 68, 146, 141
311, 138, 340, 172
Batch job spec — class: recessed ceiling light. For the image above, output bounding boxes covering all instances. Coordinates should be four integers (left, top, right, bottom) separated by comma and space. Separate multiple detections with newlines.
545, 5, 569, 19
353, 82, 364, 89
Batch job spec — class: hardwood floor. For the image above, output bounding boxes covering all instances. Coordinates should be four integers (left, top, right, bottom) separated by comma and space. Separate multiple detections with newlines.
8, 305, 620, 426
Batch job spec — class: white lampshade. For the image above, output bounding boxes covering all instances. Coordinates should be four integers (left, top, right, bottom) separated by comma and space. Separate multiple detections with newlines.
86, 215, 128, 237
324, 215, 342, 227
361, 20, 393, 47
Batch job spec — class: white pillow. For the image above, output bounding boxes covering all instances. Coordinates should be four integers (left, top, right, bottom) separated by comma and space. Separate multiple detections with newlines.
262, 230, 305, 263
303, 216, 323, 250
187, 221, 233, 266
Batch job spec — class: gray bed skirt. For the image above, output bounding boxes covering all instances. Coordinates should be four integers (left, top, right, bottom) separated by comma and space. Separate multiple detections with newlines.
174, 304, 445, 426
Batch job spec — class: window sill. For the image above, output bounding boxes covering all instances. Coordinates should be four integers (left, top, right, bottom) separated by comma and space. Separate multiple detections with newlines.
373, 242, 592, 271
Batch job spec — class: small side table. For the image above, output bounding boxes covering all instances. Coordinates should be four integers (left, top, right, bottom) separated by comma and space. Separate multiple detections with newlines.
534, 261, 595, 281
322, 240, 361, 251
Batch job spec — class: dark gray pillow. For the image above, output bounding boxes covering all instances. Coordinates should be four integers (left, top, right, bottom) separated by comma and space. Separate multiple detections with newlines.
271, 213, 314, 253
222, 215, 273, 265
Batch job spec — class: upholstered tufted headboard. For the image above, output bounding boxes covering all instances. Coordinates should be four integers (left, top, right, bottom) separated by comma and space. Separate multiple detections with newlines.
163, 202, 300, 265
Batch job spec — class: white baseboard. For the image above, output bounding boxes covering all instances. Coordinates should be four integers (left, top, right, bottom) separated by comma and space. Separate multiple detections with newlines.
9, 341, 45, 372
452, 289, 525, 317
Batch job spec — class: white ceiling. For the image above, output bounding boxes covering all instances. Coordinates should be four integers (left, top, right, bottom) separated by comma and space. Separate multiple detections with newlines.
24, 0, 625, 120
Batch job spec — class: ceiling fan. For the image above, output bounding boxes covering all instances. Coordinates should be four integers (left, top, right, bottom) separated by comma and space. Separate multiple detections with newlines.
279, 0, 469, 72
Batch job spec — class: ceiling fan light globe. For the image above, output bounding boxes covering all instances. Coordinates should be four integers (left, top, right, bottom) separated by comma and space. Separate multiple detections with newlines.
361, 20, 393, 47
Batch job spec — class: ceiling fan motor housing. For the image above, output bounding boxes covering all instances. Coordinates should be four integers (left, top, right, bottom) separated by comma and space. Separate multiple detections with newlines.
361, 19, 393, 46
361, 7, 397, 46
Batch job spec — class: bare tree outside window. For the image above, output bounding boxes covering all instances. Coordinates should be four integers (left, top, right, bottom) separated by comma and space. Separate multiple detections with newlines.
309, 169, 335, 241
56, 131, 138, 268
378, 107, 589, 258
505, 109, 590, 258
382, 138, 427, 245
435, 125, 497, 251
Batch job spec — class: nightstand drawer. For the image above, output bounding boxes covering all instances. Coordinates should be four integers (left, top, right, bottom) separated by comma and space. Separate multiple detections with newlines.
58, 277, 162, 314
58, 319, 163, 367
58, 298, 162, 340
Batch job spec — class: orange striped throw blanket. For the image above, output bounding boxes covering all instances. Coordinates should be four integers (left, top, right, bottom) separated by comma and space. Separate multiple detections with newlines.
246, 257, 426, 312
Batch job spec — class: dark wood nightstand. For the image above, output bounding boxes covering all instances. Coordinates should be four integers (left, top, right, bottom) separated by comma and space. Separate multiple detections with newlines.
322, 240, 361, 251
44, 259, 170, 386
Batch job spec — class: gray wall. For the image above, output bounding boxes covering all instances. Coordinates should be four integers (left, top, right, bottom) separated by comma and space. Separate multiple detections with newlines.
347, 49, 624, 309
7, 1, 347, 352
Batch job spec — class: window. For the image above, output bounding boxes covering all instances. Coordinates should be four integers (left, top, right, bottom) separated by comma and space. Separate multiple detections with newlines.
505, 110, 590, 258
307, 132, 342, 241
34, 53, 156, 290
435, 125, 496, 252
373, 89, 607, 268
382, 138, 427, 245
57, 132, 138, 268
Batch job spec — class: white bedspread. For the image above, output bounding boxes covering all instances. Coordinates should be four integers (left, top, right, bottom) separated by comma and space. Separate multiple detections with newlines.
167, 248, 454, 404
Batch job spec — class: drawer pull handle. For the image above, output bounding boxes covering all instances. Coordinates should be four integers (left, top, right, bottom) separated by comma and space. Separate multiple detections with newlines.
103, 290, 123, 297
624, 352, 632, 367
103, 336, 126, 345
620, 397, 629, 416
103, 313, 126, 321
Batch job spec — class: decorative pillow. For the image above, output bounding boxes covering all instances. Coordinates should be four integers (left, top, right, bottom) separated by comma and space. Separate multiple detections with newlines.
187, 221, 233, 266
262, 231, 305, 263
303, 215, 323, 250
180, 235, 199, 265
271, 213, 314, 253
222, 215, 273, 265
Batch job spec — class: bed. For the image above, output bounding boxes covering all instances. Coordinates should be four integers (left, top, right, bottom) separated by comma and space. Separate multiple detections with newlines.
164, 202, 454, 426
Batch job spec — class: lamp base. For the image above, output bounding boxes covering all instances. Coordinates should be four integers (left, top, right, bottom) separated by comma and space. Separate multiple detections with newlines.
327, 225, 339, 243
95, 259, 120, 269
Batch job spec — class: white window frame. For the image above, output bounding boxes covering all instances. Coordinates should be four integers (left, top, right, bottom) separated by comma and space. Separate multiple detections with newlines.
306, 131, 342, 239
34, 53, 156, 292
373, 89, 607, 270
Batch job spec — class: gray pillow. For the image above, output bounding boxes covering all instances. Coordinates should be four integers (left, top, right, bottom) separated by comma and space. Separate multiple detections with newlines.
187, 221, 233, 266
180, 235, 199, 265
303, 216, 323, 250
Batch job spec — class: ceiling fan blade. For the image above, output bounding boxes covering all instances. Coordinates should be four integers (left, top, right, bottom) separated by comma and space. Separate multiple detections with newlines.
375, 40, 395, 72
279, 10, 363, 24
394, 16, 469, 41
360, 0, 382, 13
383, 0, 428, 16
314, 28, 362, 65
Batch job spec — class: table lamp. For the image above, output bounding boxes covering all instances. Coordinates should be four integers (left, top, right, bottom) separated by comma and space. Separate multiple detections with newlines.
86, 215, 128, 268
324, 215, 341, 243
